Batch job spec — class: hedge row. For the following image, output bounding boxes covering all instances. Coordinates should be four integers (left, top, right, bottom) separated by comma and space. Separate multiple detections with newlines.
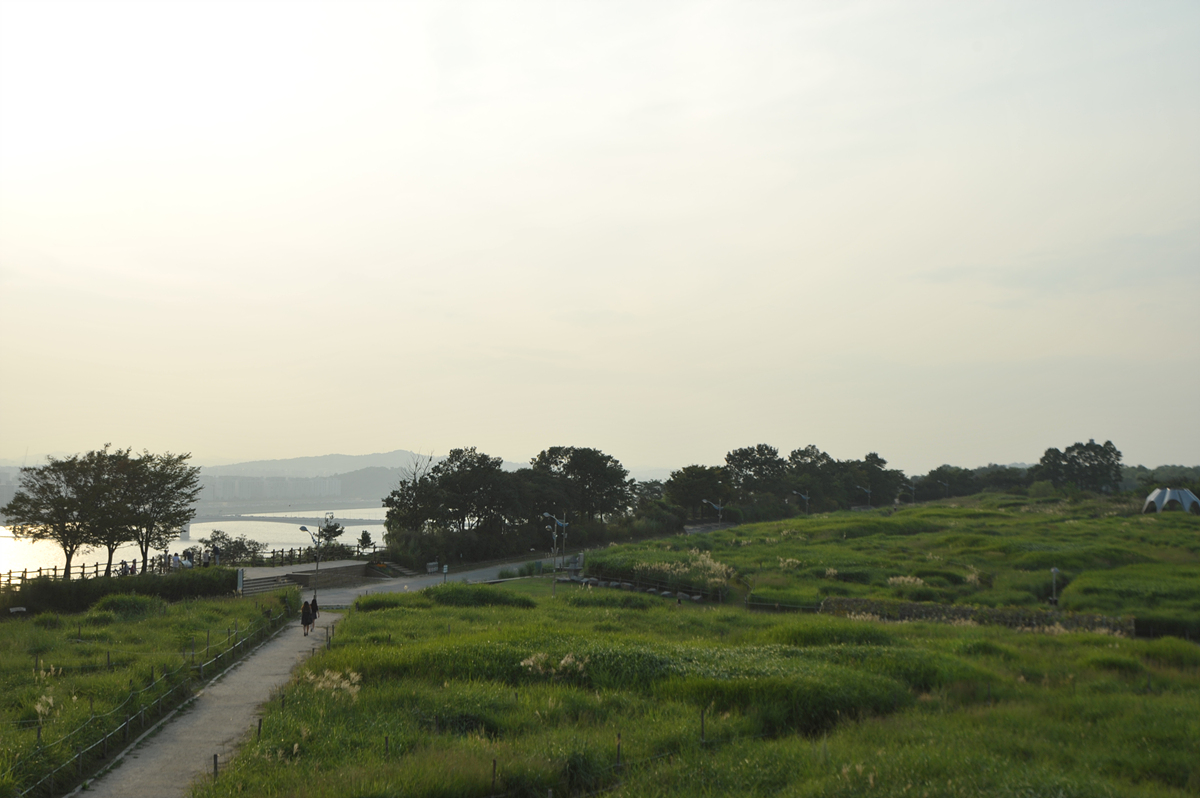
1, 568, 238, 614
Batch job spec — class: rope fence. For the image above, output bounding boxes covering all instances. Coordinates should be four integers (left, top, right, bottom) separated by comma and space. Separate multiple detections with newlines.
2, 602, 295, 798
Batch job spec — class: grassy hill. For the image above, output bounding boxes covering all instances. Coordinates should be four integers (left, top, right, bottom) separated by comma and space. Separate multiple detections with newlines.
187, 498, 1200, 797
587, 493, 1200, 637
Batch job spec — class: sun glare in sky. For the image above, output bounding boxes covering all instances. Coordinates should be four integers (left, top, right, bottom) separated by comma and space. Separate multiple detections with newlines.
1, 0, 1197, 474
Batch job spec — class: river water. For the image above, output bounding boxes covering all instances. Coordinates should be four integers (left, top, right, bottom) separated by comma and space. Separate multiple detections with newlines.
0, 508, 388, 576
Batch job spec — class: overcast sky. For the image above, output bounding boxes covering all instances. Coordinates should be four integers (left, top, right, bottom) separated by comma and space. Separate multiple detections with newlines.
1, 0, 1197, 476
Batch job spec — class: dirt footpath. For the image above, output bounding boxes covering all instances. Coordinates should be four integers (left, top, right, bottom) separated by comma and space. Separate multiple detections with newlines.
72, 614, 340, 798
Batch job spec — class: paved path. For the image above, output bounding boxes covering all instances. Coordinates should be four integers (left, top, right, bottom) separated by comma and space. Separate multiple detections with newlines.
70, 546, 646, 796
72, 613, 341, 798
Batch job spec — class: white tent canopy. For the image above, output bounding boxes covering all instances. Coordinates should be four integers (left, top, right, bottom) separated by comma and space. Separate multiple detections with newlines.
1142, 488, 1200, 514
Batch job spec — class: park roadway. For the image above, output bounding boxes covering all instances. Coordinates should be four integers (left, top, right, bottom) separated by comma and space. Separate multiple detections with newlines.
68, 559, 530, 798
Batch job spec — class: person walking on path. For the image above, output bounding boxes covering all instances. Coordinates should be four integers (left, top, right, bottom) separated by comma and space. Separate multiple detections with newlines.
310, 596, 319, 621
301, 601, 313, 636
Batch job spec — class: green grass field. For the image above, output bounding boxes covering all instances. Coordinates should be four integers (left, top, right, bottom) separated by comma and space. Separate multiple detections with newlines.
187, 506, 1200, 798
0, 589, 296, 796
587, 494, 1200, 636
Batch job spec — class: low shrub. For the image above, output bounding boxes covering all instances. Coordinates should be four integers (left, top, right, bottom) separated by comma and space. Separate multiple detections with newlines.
808, 646, 988, 692
1083, 653, 1144, 674
425, 584, 536, 608
354, 593, 428, 612
662, 670, 911, 736
562, 592, 653, 610
766, 618, 896, 647
33, 612, 62, 629
84, 610, 116, 626
10, 568, 236, 614
1141, 636, 1200, 669
955, 640, 1016, 660
92, 593, 165, 618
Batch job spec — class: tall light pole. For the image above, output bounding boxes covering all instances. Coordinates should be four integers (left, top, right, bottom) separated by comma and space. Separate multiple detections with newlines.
298, 511, 333, 604
902, 483, 917, 505
702, 499, 725, 523
937, 479, 949, 499
856, 485, 872, 508
542, 512, 568, 569
792, 491, 810, 514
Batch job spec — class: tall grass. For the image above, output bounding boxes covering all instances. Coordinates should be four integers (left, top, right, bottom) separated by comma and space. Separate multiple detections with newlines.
189, 570, 1200, 798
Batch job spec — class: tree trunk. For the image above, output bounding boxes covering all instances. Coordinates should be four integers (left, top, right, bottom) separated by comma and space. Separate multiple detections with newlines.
63, 549, 75, 580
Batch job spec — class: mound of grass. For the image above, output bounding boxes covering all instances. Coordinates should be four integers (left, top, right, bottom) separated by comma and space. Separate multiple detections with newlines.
425, 583, 537, 608
353, 593, 428, 612
1083, 653, 1144, 674
92, 593, 165, 618
6, 568, 237, 614
562, 591, 654, 610
766, 617, 897, 647
1141, 636, 1200, 669
956, 639, 1017, 660
662, 669, 911, 736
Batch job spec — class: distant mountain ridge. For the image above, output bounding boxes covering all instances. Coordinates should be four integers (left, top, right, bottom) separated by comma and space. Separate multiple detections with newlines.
199, 449, 434, 478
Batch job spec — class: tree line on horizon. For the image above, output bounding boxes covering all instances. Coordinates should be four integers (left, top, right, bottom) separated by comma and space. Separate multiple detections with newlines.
4, 439, 1196, 578
380, 437, 1195, 569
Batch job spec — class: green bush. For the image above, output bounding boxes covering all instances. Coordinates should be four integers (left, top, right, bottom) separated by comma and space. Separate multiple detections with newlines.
92, 593, 165, 618
662, 670, 911, 736
956, 639, 1016, 660
562, 592, 653, 610
9, 568, 236, 614
766, 618, 896, 647
1140, 636, 1200, 669
32, 612, 62, 629
354, 593, 428, 612
1083, 653, 1144, 674
425, 583, 536, 608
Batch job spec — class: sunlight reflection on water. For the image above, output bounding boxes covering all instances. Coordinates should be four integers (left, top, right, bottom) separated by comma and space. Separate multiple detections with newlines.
0, 509, 386, 574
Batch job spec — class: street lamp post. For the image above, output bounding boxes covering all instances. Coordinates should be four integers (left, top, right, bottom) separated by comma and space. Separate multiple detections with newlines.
902, 483, 917, 505
298, 512, 333, 605
792, 491, 810, 514
702, 499, 725, 523
937, 480, 949, 499
542, 513, 568, 570
856, 485, 872, 508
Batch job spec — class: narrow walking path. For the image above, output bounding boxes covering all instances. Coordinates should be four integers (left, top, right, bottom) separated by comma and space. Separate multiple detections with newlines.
69, 554, 564, 796
71, 613, 340, 798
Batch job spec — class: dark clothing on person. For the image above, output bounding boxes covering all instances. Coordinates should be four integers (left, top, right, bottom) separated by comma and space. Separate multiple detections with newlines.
301, 601, 313, 635
310, 598, 319, 619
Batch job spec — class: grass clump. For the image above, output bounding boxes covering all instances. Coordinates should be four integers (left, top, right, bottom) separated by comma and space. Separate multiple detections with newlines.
425, 583, 536, 608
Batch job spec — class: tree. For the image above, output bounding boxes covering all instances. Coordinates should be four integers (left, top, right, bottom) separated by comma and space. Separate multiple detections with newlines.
1033, 439, 1123, 493
664, 465, 730, 520
2, 455, 92, 578
79, 446, 139, 577
530, 446, 632, 521
915, 465, 976, 501
127, 451, 202, 573
2, 446, 203, 577
199, 530, 266, 564
724, 444, 787, 501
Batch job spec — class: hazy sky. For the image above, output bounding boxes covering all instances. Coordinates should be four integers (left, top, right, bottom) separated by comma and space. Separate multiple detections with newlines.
1, 0, 1197, 476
